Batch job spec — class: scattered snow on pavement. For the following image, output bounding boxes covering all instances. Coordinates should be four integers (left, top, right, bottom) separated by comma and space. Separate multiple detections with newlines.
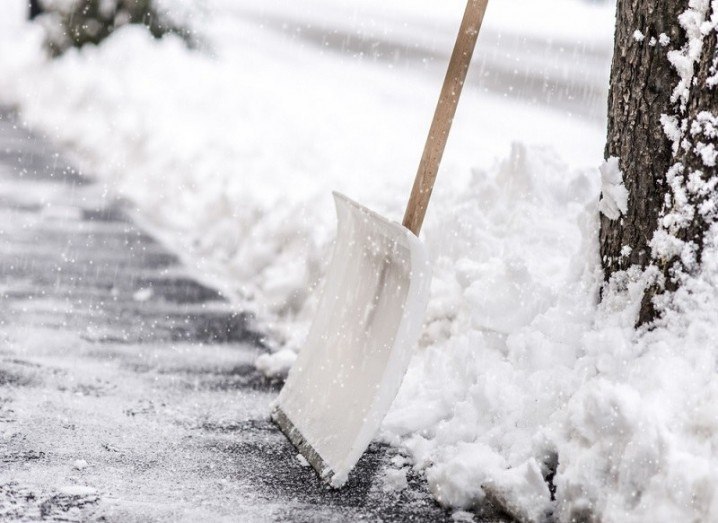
382, 468, 409, 493
3, 0, 718, 521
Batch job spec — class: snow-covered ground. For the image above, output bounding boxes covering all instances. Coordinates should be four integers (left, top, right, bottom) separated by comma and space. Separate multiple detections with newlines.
2, 1, 718, 521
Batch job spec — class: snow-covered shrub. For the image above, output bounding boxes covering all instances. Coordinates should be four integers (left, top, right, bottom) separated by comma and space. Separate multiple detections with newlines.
35, 0, 193, 56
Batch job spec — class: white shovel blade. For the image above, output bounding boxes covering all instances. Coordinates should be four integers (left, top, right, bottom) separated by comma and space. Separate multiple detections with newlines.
272, 192, 431, 487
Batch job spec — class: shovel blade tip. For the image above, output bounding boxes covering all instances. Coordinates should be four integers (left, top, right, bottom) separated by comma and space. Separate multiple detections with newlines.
271, 406, 348, 488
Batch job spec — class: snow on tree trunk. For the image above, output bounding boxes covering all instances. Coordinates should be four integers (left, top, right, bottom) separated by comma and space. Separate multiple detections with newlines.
601, 0, 718, 324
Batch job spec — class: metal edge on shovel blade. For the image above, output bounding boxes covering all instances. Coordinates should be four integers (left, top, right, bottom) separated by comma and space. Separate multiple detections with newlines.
271, 406, 335, 484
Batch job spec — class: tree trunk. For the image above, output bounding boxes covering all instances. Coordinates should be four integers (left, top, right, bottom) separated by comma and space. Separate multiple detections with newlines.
602, 0, 718, 324
29, 0, 43, 19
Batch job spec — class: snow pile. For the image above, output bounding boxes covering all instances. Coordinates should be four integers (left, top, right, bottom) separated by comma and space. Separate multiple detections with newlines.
384, 148, 718, 521
3, 1, 718, 521
382, 146, 600, 520
553, 227, 718, 522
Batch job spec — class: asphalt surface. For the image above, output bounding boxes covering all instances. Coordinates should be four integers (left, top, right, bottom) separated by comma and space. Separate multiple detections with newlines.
0, 109, 514, 521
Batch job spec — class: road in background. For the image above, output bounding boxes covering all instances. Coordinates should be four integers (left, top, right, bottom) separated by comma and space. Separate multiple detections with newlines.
225, 0, 613, 123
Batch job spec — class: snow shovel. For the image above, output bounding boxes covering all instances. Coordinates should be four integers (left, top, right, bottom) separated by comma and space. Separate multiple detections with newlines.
272, 0, 489, 487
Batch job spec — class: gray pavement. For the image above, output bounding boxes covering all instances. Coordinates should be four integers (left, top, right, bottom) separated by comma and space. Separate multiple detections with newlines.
0, 109, 512, 522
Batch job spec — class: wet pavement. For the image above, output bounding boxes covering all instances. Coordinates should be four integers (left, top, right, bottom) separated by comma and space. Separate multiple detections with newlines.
0, 109, 512, 522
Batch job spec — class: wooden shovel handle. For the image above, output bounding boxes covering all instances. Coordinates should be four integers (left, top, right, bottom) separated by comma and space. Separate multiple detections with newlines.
402, 0, 489, 235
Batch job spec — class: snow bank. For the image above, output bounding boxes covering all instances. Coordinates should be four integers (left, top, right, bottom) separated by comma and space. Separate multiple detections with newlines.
383, 147, 718, 522
3, 1, 718, 521
382, 145, 602, 521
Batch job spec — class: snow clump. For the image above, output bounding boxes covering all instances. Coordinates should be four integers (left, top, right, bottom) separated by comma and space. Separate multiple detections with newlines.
598, 156, 628, 220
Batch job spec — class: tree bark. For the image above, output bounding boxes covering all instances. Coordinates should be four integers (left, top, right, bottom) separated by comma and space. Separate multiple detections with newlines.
29, 0, 43, 19
602, 0, 718, 324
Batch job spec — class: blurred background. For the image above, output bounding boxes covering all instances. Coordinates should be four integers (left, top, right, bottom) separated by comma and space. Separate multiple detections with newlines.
5, 0, 615, 165
0, 0, 617, 332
